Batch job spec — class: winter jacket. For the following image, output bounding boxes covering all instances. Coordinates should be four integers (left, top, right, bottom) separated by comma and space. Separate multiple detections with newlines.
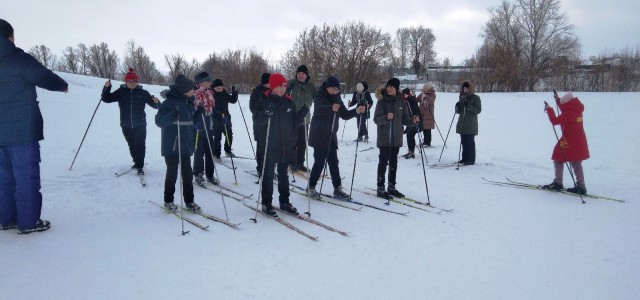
455, 81, 481, 135
373, 86, 415, 147
254, 91, 305, 164
0, 36, 68, 146
403, 94, 423, 131
308, 84, 359, 149
287, 77, 316, 123
349, 91, 373, 119
192, 85, 215, 132
101, 84, 159, 128
417, 93, 436, 130
546, 97, 590, 162
249, 84, 270, 141
212, 89, 238, 127
155, 88, 202, 157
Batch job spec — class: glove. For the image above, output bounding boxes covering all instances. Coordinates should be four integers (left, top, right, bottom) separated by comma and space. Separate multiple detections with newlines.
455, 102, 461, 112
298, 104, 310, 117
231, 85, 237, 92
196, 105, 205, 115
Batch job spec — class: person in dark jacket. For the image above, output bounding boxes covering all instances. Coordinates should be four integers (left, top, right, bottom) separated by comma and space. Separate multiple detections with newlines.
0, 19, 68, 234
348, 81, 373, 142
191, 71, 218, 186
286, 65, 316, 172
541, 92, 590, 195
249, 72, 270, 176
101, 68, 160, 175
306, 76, 366, 200
401, 88, 422, 159
155, 75, 203, 213
455, 80, 482, 165
254, 73, 308, 216
373, 78, 420, 199
210, 79, 238, 159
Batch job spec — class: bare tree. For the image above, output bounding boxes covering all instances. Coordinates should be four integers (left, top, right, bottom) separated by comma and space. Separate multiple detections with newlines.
28, 45, 57, 69
60, 46, 79, 74
164, 53, 199, 80
87, 42, 119, 79
123, 40, 161, 84
282, 21, 393, 90
478, 0, 580, 91
395, 26, 437, 76
76, 43, 91, 75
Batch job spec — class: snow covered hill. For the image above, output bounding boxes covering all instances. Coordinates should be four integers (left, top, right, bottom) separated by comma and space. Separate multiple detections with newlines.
1, 72, 638, 299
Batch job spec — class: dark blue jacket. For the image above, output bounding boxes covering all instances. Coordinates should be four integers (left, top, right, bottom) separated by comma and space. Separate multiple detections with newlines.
155, 88, 201, 157
0, 37, 68, 145
101, 84, 159, 128
309, 84, 358, 149
212, 89, 238, 127
254, 91, 305, 164
349, 91, 373, 119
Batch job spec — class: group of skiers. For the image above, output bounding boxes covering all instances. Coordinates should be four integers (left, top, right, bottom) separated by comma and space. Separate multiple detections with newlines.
0, 18, 591, 234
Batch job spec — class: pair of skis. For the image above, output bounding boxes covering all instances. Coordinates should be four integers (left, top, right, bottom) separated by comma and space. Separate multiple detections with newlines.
149, 201, 240, 230
482, 178, 624, 203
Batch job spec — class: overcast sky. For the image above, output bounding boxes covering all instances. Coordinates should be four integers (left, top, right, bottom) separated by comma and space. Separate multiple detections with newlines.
2, 0, 638, 73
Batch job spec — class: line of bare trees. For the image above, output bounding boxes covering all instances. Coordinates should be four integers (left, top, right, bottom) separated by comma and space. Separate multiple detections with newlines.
26, 4, 639, 93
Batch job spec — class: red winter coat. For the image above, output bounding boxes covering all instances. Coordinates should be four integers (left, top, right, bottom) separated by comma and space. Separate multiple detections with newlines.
545, 97, 590, 162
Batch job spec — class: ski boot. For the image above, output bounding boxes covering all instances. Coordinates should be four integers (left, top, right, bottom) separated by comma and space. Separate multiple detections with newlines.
541, 181, 563, 191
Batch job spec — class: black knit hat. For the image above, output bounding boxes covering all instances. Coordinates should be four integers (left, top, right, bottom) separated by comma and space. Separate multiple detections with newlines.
194, 71, 213, 84
172, 75, 194, 95
361, 81, 369, 91
0, 19, 13, 39
325, 76, 340, 89
260, 73, 271, 85
401, 88, 411, 95
386, 78, 400, 91
212, 79, 224, 88
296, 65, 309, 76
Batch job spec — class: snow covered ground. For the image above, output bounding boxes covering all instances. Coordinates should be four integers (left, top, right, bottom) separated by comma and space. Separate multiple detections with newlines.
1, 72, 638, 299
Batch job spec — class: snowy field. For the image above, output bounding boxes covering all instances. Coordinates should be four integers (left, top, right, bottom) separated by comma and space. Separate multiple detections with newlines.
1, 72, 638, 299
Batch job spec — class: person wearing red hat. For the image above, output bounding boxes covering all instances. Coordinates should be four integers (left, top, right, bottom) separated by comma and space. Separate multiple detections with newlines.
253, 73, 309, 217
101, 68, 160, 175
542, 92, 590, 195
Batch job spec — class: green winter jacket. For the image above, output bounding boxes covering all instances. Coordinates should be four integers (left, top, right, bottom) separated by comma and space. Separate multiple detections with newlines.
455, 80, 481, 135
287, 77, 316, 123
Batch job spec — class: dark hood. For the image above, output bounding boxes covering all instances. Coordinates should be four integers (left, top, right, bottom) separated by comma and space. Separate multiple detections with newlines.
0, 36, 16, 59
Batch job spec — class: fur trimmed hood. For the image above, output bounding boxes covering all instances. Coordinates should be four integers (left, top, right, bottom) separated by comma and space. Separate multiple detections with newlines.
460, 80, 476, 94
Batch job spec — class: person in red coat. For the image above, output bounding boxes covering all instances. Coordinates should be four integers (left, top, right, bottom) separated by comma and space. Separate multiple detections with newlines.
542, 92, 590, 195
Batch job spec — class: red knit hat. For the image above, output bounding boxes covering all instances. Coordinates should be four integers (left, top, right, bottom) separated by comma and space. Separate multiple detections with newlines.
124, 68, 139, 82
269, 73, 287, 91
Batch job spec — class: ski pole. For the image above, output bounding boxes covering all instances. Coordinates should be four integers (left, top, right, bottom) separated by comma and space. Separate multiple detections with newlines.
349, 111, 365, 198
176, 106, 188, 236
236, 97, 256, 158
544, 100, 585, 204
221, 113, 238, 185
318, 112, 338, 196
415, 123, 431, 205
456, 138, 462, 170
438, 108, 457, 162
303, 119, 312, 216
68, 98, 102, 170
201, 113, 230, 220
340, 119, 346, 142
252, 114, 272, 222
